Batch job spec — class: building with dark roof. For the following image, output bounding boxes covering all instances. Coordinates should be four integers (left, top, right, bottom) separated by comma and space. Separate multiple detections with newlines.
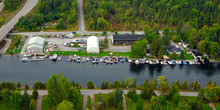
167, 46, 181, 54
191, 50, 202, 60
112, 34, 144, 45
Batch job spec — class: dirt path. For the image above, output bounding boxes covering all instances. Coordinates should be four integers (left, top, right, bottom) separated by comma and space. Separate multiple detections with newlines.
123, 94, 127, 110
89, 94, 95, 110
0, 38, 11, 54
36, 95, 43, 110
209, 102, 216, 110
83, 94, 88, 110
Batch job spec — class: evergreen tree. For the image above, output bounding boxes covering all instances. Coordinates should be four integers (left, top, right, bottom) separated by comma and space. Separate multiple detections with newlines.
136, 99, 143, 110
105, 81, 110, 89
189, 80, 195, 90
181, 81, 188, 90
101, 81, 106, 89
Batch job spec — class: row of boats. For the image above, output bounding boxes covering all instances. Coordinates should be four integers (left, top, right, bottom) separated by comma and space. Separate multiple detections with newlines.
47, 54, 204, 65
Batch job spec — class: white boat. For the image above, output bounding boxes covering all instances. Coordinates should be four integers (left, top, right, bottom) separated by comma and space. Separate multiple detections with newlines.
39, 56, 44, 59
52, 54, 58, 61
49, 56, 53, 60
24, 54, 31, 57
128, 59, 132, 63
145, 59, 149, 63
135, 60, 139, 65
82, 57, 86, 62
168, 61, 173, 65
77, 57, 81, 63
100, 58, 103, 62
189, 60, 195, 65
20, 57, 28, 62
92, 58, 96, 64
86, 57, 89, 61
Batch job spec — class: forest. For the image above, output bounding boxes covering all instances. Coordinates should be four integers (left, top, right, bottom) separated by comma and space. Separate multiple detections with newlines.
15, 0, 78, 31
3, 0, 23, 11
83, 0, 219, 31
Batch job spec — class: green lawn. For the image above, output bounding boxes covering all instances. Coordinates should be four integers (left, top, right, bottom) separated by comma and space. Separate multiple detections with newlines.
49, 51, 132, 58
214, 102, 220, 110
41, 95, 83, 110
0, 101, 22, 110
87, 96, 92, 110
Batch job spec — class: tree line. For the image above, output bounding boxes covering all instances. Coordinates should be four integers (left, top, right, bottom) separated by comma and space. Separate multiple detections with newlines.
83, 0, 219, 31
3, 0, 23, 12
15, 0, 78, 31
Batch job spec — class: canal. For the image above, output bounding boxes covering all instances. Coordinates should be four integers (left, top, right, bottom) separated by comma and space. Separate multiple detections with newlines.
0, 55, 219, 88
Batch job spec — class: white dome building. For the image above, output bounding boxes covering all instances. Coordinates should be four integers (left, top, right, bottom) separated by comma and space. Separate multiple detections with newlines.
27, 36, 45, 53
87, 36, 100, 53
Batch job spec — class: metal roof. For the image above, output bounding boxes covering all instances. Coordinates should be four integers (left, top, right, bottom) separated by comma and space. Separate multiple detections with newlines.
113, 35, 144, 40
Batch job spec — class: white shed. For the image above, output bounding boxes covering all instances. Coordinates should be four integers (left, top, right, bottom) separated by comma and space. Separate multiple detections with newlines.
87, 36, 99, 53
27, 36, 45, 53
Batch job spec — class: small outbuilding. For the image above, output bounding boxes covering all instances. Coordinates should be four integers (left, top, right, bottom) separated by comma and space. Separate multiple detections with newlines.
167, 46, 181, 54
191, 50, 202, 60
27, 36, 45, 53
87, 36, 100, 53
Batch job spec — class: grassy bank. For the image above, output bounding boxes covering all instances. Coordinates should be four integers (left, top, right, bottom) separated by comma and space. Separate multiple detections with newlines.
94, 94, 114, 110
49, 51, 132, 58
0, 0, 27, 27
5, 35, 27, 54
87, 96, 92, 110
214, 102, 220, 110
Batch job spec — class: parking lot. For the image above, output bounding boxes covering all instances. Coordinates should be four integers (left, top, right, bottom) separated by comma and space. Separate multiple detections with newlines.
45, 36, 105, 51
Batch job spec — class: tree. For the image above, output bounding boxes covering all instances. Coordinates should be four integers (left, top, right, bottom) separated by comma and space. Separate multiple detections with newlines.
172, 93, 181, 107
132, 93, 138, 103
140, 81, 156, 100
178, 101, 191, 110
150, 37, 162, 56
105, 81, 110, 89
47, 74, 81, 106
22, 90, 30, 109
131, 28, 135, 35
10, 91, 23, 106
194, 81, 201, 90
32, 89, 39, 100
131, 39, 148, 58
116, 102, 123, 110
150, 96, 159, 110
214, 80, 217, 87
207, 80, 213, 86
181, 81, 188, 90
170, 53, 177, 60
151, 79, 157, 89
25, 84, 29, 90
115, 88, 123, 107
197, 40, 205, 53
176, 79, 181, 89
136, 99, 143, 110
204, 84, 219, 101
29, 104, 34, 110
210, 42, 219, 57
168, 83, 179, 99
16, 82, 21, 88
158, 45, 165, 59
1, 89, 11, 104
180, 51, 185, 60
57, 100, 74, 110
101, 81, 105, 89
132, 78, 137, 88
157, 76, 170, 95
87, 81, 94, 89
159, 95, 167, 106
189, 80, 195, 90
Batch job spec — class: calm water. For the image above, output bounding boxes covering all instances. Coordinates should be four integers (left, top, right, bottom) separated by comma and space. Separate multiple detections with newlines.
0, 55, 219, 88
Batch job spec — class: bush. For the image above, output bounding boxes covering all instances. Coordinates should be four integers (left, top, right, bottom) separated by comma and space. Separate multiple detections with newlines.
32, 89, 39, 100
136, 99, 144, 110
116, 102, 123, 110
25, 84, 29, 90
87, 81, 94, 89
34, 82, 46, 89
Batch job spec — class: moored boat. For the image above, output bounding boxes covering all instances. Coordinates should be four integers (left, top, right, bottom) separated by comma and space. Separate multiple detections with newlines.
52, 54, 58, 61
135, 59, 139, 65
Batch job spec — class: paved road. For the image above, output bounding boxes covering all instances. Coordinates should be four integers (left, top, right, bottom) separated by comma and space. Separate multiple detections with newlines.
0, 2, 3, 12
82, 94, 88, 110
0, 0, 38, 41
0, 38, 11, 54
77, 0, 85, 32
22, 90, 198, 110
